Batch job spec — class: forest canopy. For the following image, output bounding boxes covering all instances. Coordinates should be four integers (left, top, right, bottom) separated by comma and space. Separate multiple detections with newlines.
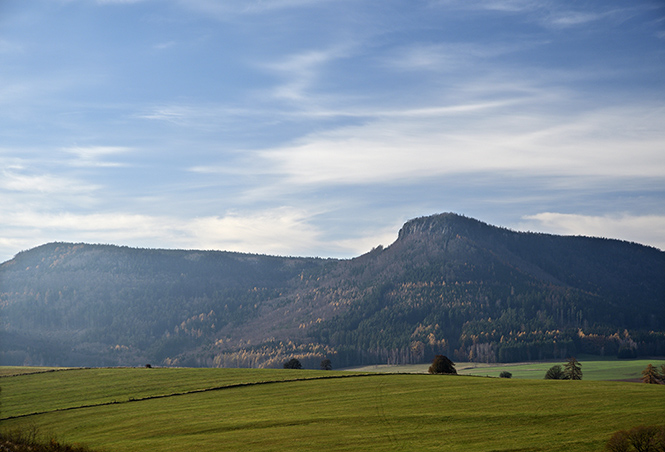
2, 213, 664, 368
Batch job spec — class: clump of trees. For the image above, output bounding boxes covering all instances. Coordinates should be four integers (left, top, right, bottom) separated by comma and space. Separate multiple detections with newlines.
283, 358, 302, 369
605, 425, 665, 452
499, 371, 512, 379
320, 358, 332, 370
544, 358, 582, 380
428, 355, 457, 374
641, 364, 665, 384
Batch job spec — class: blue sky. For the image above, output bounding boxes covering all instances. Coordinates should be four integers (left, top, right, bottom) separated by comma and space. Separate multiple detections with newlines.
1, 0, 664, 262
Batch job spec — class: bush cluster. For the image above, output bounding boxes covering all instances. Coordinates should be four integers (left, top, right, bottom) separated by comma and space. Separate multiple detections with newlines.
544, 357, 582, 380
283, 358, 302, 369
606, 425, 665, 452
0, 426, 94, 452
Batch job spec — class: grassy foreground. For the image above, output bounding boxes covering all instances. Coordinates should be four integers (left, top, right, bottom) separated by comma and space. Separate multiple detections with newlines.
2, 366, 664, 452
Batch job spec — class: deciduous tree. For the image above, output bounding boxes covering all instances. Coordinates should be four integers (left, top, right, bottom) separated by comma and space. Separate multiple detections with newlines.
283, 358, 302, 369
545, 365, 564, 380
428, 355, 456, 374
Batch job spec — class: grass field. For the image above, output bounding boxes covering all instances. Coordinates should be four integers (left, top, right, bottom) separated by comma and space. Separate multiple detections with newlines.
351, 357, 665, 380
2, 365, 664, 452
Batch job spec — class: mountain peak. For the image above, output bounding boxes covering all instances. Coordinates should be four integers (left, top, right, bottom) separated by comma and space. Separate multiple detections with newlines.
396, 212, 488, 241
2, 213, 664, 368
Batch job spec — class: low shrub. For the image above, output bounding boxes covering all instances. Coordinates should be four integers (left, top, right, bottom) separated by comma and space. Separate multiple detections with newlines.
605, 425, 665, 452
545, 365, 564, 380
0, 425, 94, 452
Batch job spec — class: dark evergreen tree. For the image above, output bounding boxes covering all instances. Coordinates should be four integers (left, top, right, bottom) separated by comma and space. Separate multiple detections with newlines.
320, 358, 332, 370
563, 357, 582, 380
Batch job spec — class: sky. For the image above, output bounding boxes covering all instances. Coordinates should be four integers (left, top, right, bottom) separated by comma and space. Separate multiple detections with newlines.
1, 0, 664, 262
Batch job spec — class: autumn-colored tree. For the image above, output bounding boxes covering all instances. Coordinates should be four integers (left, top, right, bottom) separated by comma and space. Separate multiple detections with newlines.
641, 364, 660, 384
563, 357, 582, 380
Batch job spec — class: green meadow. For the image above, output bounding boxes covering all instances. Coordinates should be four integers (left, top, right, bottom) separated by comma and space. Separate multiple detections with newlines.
458, 358, 665, 380
2, 365, 664, 452
352, 357, 665, 380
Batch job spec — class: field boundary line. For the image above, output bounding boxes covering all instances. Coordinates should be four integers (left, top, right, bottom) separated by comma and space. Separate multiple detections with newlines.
0, 367, 87, 378
1, 372, 401, 421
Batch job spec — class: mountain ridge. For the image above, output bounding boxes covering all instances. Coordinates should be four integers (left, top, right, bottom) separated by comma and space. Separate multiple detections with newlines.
2, 212, 663, 368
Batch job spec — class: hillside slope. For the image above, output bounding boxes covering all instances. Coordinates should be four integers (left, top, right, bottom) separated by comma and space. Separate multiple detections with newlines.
1, 213, 663, 367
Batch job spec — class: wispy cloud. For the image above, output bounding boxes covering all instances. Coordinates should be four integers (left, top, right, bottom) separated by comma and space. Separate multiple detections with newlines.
63, 146, 133, 167
519, 213, 665, 250
547, 11, 605, 27
431, 0, 536, 13
0, 206, 383, 262
0, 167, 100, 194
137, 104, 260, 129
175, 0, 338, 18
384, 40, 549, 75
251, 102, 665, 189
95, 0, 148, 4
259, 46, 352, 103
153, 41, 176, 50
431, 0, 644, 29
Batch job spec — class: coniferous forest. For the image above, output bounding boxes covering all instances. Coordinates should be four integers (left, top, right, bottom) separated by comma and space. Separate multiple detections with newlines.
1, 213, 663, 368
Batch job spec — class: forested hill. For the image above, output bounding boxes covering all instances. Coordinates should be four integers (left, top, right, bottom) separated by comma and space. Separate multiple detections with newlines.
2, 213, 664, 368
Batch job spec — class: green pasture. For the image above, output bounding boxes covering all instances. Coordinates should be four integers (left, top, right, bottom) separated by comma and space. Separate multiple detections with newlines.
2, 366, 665, 451
458, 358, 665, 380
351, 357, 665, 380
0, 367, 356, 419
0, 366, 71, 377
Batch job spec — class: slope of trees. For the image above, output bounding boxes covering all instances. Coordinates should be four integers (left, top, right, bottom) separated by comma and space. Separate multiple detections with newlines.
1, 213, 664, 368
